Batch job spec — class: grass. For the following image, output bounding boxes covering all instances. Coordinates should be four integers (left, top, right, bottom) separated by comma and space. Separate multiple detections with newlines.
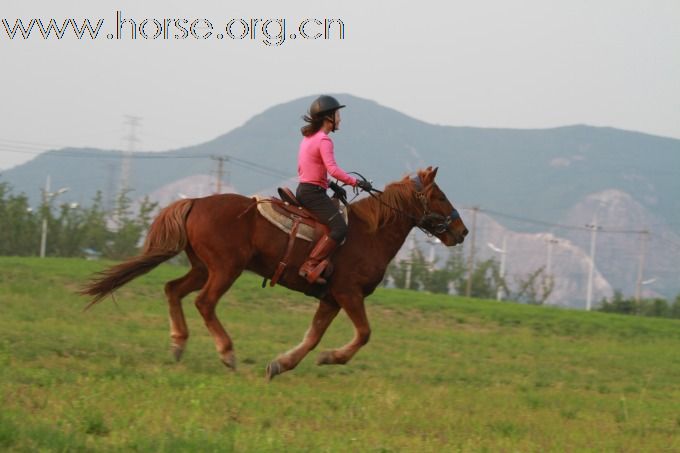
1, 257, 679, 451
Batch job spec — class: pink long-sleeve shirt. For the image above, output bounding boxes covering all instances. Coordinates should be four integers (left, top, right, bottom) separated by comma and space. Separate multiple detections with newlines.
297, 130, 357, 189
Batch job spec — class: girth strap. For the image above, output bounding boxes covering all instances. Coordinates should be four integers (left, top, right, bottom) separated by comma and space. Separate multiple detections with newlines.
270, 216, 301, 287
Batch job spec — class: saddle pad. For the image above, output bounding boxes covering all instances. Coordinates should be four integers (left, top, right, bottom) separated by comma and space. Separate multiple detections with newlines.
255, 196, 348, 242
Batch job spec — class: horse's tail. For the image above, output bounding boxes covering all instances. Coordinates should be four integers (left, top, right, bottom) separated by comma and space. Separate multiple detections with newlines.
81, 199, 194, 308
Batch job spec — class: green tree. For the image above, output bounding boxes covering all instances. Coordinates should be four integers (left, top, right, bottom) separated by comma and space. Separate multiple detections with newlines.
0, 181, 161, 259
422, 248, 466, 294
387, 247, 429, 290
639, 298, 670, 318
103, 191, 157, 259
50, 203, 86, 257
80, 191, 110, 255
599, 291, 635, 314
512, 266, 554, 305
0, 182, 40, 256
464, 258, 506, 299
599, 292, 677, 319
671, 294, 680, 319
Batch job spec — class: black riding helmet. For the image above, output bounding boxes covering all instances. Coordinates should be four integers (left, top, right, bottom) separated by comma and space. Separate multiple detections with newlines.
309, 95, 345, 118
308, 95, 345, 132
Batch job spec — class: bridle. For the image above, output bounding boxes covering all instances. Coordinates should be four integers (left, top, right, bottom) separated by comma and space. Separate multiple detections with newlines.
348, 173, 461, 237
411, 176, 461, 236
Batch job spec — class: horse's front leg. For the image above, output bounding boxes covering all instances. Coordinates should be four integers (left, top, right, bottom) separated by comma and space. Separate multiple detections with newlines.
266, 297, 340, 380
316, 291, 371, 366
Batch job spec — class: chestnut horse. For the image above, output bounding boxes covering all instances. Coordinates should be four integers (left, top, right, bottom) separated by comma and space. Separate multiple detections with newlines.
82, 167, 468, 379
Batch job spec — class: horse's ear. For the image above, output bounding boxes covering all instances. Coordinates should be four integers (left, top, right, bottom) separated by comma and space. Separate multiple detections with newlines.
422, 166, 438, 186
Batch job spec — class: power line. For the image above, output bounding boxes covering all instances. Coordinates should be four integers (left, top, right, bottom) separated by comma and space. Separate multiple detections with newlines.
225, 155, 293, 180
0, 144, 295, 183
1, 141, 679, 244
649, 234, 680, 251
0, 138, 65, 149
459, 206, 652, 235
2, 147, 678, 238
0, 146, 288, 172
0, 147, 56, 155
465, 206, 479, 298
0, 144, 204, 159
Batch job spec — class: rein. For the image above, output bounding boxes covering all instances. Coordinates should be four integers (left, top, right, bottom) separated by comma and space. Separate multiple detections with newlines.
349, 173, 460, 237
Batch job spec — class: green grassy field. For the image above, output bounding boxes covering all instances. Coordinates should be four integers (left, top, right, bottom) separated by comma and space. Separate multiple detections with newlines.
1, 257, 679, 452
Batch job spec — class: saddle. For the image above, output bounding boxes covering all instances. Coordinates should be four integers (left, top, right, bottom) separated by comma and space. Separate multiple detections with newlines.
255, 188, 348, 287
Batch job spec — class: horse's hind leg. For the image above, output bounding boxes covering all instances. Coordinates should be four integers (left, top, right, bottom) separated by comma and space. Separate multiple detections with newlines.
164, 258, 207, 361
194, 269, 241, 370
266, 297, 340, 380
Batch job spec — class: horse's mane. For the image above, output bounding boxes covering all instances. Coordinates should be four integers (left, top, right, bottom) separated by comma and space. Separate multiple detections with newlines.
350, 174, 420, 232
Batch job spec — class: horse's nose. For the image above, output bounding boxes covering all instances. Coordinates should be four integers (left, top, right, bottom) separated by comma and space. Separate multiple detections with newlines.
462, 228, 469, 237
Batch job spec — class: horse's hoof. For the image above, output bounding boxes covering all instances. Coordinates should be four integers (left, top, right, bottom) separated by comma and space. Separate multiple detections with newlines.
266, 361, 282, 381
221, 354, 237, 371
316, 351, 335, 365
172, 345, 185, 362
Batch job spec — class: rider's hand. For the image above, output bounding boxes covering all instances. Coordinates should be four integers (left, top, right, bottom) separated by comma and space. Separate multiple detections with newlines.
356, 180, 373, 192
329, 181, 347, 200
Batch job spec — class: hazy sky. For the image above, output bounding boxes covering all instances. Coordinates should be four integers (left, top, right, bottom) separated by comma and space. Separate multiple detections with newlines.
1, 0, 679, 170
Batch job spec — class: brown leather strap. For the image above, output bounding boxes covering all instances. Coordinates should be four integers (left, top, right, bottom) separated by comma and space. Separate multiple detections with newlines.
270, 217, 301, 287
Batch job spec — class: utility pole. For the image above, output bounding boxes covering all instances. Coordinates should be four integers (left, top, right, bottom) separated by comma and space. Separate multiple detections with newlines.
498, 234, 507, 301
120, 115, 141, 193
465, 206, 479, 298
585, 215, 601, 311
545, 236, 558, 278
39, 175, 68, 258
39, 175, 51, 258
105, 162, 116, 211
487, 235, 507, 301
404, 232, 416, 289
211, 156, 230, 194
635, 230, 649, 302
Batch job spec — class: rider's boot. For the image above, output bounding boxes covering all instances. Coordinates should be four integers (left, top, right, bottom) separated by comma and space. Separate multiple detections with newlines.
299, 235, 338, 285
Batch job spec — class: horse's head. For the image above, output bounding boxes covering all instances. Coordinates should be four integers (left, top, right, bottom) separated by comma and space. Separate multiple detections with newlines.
411, 167, 468, 246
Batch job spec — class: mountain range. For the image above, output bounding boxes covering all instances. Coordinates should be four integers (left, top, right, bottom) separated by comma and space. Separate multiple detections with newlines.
2, 94, 679, 305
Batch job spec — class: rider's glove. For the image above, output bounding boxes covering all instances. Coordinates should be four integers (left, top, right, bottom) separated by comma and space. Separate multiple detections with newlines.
329, 181, 347, 200
356, 180, 373, 192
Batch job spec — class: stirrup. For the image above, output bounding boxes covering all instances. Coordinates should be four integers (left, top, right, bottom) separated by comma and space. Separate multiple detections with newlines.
299, 259, 330, 285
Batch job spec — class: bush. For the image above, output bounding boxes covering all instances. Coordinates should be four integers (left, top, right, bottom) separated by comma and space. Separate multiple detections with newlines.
599, 291, 680, 319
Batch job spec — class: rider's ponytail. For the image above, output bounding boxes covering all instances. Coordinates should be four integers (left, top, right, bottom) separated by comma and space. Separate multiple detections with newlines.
300, 114, 324, 137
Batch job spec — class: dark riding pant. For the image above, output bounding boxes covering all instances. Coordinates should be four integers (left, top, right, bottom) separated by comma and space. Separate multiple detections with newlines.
296, 183, 347, 242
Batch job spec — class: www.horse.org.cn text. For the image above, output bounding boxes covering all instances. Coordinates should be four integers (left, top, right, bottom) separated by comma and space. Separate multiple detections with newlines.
1, 11, 346, 47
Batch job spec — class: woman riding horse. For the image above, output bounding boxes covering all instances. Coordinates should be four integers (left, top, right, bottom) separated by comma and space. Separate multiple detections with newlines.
296, 95, 373, 284
82, 166, 468, 379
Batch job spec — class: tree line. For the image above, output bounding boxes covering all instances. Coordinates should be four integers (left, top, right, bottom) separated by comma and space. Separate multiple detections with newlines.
3, 179, 679, 317
383, 244, 554, 305
0, 181, 156, 260
384, 237, 680, 319
598, 291, 680, 319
